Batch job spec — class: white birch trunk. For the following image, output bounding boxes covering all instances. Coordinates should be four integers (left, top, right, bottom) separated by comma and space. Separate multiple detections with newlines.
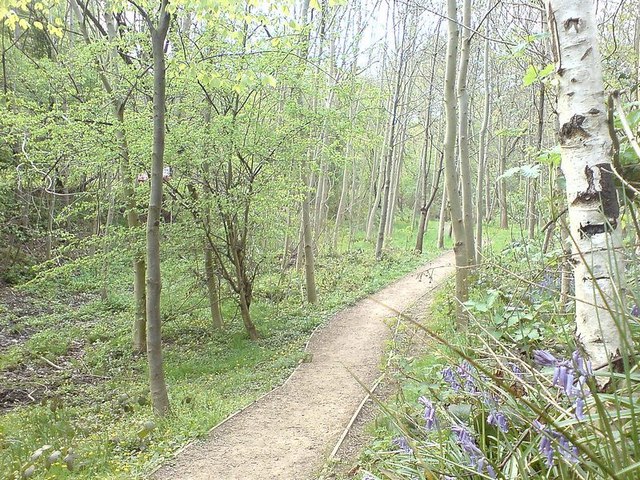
547, 0, 627, 370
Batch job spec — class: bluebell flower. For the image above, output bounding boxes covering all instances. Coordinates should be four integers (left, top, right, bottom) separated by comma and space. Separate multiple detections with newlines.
575, 396, 585, 421
572, 350, 592, 377
418, 396, 437, 430
452, 425, 482, 456
442, 366, 460, 391
539, 433, 554, 467
558, 435, 579, 464
552, 363, 570, 389
487, 409, 509, 432
564, 369, 575, 396
533, 349, 558, 366
451, 425, 496, 478
392, 436, 413, 455
536, 423, 579, 468
631, 304, 640, 317
457, 361, 478, 393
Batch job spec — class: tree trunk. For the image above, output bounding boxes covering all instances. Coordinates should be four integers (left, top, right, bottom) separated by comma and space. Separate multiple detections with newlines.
475, 25, 491, 259
375, 11, 408, 260
333, 159, 350, 250
46, 178, 56, 260
443, 0, 469, 326
204, 245, 223, 330
146, 9, 171, 416
547, 0, 627, 372
298, 0, 317, 303
238, 285, 256, 341
281, 208, 292, 271
437, 185, 448, 249
413, 19, 442, 236
416, 152, 443, 254
116, 107, 148, 354
71, 0, 148, 354
366, 151, 384, 241
498, 136, 509, 229
302, 172, 318, 303
527, 84, 545, 239
456, 0, 476, 266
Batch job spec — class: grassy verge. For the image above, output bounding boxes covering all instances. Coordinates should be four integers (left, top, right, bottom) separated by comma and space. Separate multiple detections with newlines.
340, 224, 520, 479
349, 226, 640, 480
0, 218, 449, 479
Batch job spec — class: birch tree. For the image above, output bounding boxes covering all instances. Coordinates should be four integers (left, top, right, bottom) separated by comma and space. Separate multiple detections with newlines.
443, 0, 469, 326
456, 0, 475, 265
547, 0, 627, 372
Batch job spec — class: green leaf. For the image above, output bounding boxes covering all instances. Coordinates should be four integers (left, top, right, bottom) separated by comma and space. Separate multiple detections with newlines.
497, 164, 541, 180
521, 164, 541, 178
262, 75, 277, 88
538, 145, 561, 166
309, 0, 321, 10
539, 63, 554, 79
523, 63, 555, 86
523, 65, 537, 86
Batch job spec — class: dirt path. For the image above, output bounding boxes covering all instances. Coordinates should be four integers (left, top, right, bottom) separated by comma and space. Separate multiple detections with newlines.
153, 252, 455, 480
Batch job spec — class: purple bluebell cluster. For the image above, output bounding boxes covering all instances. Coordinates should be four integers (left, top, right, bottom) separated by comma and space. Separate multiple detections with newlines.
361, 473, 375, 480
443, 361, 511, 432
392, 436, 413, 455
487, 409, 509, 433
534, 420, 579, 468
441, 361, 479, 394
457, 360, 479, 394
631, 304, 640, 318
533, 349, 592, 420
451, 425, 496, 478
442, 366, 461, 391
418, 396, 437, 431
480, 391, 510, 433
529, 272, 560, 304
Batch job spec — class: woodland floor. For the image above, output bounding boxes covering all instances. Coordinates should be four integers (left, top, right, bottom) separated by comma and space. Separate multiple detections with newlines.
152, 251, 455, 480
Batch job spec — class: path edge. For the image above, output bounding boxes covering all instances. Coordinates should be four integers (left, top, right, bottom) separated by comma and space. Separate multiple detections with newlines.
147, 251, 452, 478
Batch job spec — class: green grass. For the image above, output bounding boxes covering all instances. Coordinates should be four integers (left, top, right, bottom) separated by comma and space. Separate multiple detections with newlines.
334, 222, 522, 479
0, 217, 449, 479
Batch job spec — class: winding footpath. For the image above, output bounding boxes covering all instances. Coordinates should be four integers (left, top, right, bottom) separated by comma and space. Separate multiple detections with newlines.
153, 251, 455, 480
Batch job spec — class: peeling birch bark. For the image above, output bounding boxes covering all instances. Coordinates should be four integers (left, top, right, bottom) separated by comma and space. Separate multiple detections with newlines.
547, 0, 627, 371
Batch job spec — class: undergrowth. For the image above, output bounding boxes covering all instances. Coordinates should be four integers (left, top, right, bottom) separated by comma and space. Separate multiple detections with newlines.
0, 219, 449, 479
356, 229, 640, 480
